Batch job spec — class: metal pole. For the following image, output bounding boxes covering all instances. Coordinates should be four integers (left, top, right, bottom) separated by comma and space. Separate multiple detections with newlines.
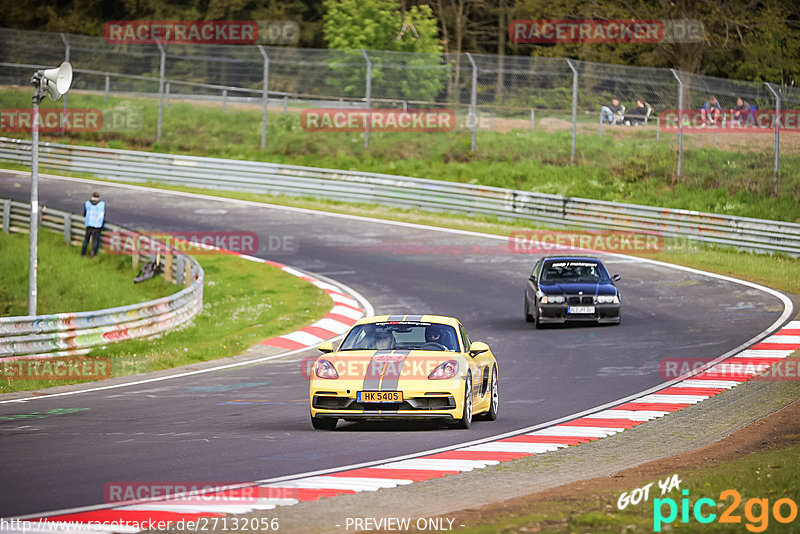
60, 33, 70, 132
156, 41, 165, 142
258, 45, 269, 149
566, 59, 577, 164
165, 82, 170, 109
765, 82, 781, 195
283, 95, 288, 114
656, 116, 660, 143
466, 53, 478, 152
530, 109, 535, 132
361, 49, 372, 149
104, 75, 110, 102
222, 89, 227, 113
599, 111, 603, 136
670, 69, 683, 177
29, 91, 42, 316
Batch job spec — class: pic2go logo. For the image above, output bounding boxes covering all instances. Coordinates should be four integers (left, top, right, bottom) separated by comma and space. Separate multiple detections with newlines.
654, 489, 798, 532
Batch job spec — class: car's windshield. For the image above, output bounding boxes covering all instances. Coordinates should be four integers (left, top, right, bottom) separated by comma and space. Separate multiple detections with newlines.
339, 322, 460, 352
541, 260, 609, 283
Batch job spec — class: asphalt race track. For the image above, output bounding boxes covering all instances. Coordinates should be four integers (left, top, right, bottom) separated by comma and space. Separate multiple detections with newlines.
0, 172, 790, 517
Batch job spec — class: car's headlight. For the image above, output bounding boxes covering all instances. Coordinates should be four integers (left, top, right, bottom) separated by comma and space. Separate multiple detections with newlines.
428, 360, 459, 380
596, 295, 619, 304
539, 294, 565, 304
315, 359, 339, 379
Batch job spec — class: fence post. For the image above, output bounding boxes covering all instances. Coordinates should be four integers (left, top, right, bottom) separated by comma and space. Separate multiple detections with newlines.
2, 199, 9, 233
165, 82, 170, 109
402, 100, 407, 112
156, 41, 166, 142
60, 33, 70, 132
670, 69, 683, 178
222, 89, 227, 113
257, 45, 269, 149
104, 75, 110, 102
656, 116, 660, 143
530, 109, 535, 132
566, 59, 578, 164
283, 95, 288, 114
176, 255, 185, 285
361, 49, 372, 149
63, 213, 71, 245
164, 253, 173, 283
599, 111, 603, 136
765, 82, 781, 196
466, 53, 478, 152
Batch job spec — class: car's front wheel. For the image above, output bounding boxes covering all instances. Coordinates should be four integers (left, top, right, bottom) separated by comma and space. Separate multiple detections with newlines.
452, 373, 473, 429
311, 415, 337, 430
477, 366, 498, 421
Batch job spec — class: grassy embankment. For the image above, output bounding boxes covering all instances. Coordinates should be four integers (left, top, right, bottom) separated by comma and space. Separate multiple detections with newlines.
0, 230, 332, 393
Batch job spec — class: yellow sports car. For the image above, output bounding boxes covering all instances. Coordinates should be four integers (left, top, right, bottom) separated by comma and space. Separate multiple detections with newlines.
309, 315, 499, 430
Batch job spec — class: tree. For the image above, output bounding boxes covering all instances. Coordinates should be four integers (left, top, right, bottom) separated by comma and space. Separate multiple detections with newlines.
323, 0, 445, 102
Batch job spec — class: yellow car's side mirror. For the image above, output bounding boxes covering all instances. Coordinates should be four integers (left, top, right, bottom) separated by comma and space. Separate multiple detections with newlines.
468, 341, 489, 356
318, 341, 334, 353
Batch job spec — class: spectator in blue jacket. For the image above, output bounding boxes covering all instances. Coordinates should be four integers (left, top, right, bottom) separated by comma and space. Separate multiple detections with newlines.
81, 192, 106, 257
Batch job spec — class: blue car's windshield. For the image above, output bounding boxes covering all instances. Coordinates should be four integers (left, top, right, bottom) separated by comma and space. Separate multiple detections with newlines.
541, 260, 609, 283
339, 322, 460, 352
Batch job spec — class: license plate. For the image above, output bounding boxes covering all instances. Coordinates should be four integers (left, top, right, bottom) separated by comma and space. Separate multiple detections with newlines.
358, 391, 403, 403
568, 306, 595, 314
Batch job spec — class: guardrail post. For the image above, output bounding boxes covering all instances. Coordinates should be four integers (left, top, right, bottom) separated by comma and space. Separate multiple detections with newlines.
60, 33, 70, 133
222, 89, 227, 113
670, 69, 684, 178
104, 75, 110, 102
361, 49, 372, 149
2, 199, 9, 233
466, 53, 478, 152
257, 45, 269, 149
530, 109, 535, 132
164, 253, 173, 283
765, 82, 781, 196
176, 255, 185, 285
63, 213, 71, 245
165, 82, 170, 109
156, 41, 166, 142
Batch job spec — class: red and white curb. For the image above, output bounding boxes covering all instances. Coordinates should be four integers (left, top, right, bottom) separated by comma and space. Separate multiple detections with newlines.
253, 262, 366, 351
16, 320, 799, 532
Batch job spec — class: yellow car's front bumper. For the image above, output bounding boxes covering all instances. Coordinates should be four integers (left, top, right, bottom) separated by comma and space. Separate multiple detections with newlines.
309, 377, 467, 421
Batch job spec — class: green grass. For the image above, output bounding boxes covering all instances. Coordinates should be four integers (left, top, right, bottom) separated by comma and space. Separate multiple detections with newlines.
1, 87, 799, 222
0, 230, 174, 315
0, 231, 333, 394
455, 441, 800, 533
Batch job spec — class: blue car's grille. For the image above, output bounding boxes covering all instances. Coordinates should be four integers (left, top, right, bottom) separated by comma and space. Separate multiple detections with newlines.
567, 295, 594, 305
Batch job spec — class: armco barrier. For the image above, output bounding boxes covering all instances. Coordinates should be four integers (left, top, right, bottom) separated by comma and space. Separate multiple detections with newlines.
1, 137, 799, 255
0, 198, 204, 358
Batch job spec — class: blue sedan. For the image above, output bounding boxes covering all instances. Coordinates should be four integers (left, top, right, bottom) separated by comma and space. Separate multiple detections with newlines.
524, 256, 621, 328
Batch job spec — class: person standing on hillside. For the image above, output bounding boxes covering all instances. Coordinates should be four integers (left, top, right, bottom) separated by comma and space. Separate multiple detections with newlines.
81, 192, 106, 257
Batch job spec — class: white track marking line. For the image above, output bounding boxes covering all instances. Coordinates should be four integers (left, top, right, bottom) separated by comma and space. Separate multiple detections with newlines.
758, 335, 800, 344
460, 442, 564, 453
528, 427, 620, 438
586, 410, 667, 420
636, 394, 709, 404
672, 379, 740, 389
735, 349, 794, 358
380, 459, 499, 471
260, 476, 408, 491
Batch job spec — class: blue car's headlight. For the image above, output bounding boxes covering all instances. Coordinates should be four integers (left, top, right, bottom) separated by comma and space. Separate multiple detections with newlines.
596, 295, 619, 304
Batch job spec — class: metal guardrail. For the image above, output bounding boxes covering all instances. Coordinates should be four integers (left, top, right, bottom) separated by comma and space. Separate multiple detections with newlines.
1, 137, 799, 255
0, 197, 204, 358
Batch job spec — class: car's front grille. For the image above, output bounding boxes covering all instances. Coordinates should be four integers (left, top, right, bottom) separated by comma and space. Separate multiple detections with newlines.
567, 295, 594, 305
313, 395, 455, 411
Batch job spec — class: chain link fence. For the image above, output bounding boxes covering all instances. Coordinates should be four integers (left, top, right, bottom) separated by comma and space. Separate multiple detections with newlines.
0, 27, 794, 191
